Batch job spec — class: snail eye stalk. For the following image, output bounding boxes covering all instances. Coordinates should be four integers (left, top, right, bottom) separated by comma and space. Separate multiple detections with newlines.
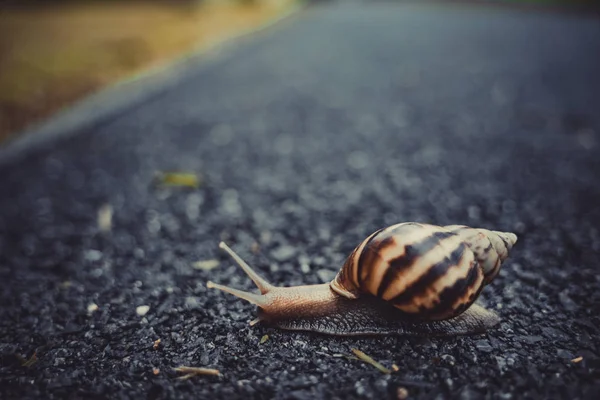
206, 280, 267, 307
217, 242, 273, 294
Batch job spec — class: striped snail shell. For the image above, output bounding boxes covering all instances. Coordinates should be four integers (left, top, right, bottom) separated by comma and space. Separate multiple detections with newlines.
207, 222, 517, 336
331, 222, 517, 321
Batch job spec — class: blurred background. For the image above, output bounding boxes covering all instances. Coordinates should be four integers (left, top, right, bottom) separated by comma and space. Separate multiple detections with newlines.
0, 0, 295, 142
0, 0, 597, 144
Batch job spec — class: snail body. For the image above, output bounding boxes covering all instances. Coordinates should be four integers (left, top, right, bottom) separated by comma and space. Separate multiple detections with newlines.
207, 222, 517, 336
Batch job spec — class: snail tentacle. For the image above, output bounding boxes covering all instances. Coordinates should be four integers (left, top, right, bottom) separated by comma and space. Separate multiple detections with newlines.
208, 243, 339, 326
207, 242, 274, 310
206, 281, 267, 307
218, 241, 273, 294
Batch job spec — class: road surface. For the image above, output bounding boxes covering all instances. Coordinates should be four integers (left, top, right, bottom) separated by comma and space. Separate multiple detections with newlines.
1, 2, 599, 399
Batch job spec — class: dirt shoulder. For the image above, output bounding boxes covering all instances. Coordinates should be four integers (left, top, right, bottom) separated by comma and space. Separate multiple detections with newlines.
0, 0, 296, 143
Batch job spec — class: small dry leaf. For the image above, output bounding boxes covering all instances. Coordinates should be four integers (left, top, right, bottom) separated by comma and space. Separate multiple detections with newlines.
192, 259, 220, 271
97, 204, 113, 232
259, 335, 269, 344
60, 281, 72, 289
392, 364, 399, 372
153, 368, 160, 375
174, 366, 220, 380
571, 356, 583, 363
20, 352, 38, 368
351, 348, 391, 374
153, 339, 161, 350
397, 387, 409, 400
156, 172, 201, 188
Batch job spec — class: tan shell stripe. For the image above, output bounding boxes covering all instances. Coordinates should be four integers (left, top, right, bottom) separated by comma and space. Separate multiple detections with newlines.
450, 263, 484, 316
389, 242, 467, 306
375, 230, 456, 298
353, 228, 384, 286
358, 235, 394, 286
423, 259, 482, 318
385, 222, 423, 235
376, 222, 424, 245
482, 241, 493, 255
496, 233, 510, 251
476, 242, 494, 268
447, 225, 469, 232
485, 256, 502, 282
340, 247, 359, 288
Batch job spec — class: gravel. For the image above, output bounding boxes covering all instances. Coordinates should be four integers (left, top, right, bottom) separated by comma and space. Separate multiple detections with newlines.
1, 2, 600, 399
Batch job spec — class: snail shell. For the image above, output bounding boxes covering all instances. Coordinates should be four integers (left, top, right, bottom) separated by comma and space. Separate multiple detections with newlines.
207, 222, 517, 336
331, 222, 517, 321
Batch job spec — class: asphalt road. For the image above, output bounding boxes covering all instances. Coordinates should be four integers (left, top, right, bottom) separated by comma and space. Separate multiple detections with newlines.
1, 2, 600, 399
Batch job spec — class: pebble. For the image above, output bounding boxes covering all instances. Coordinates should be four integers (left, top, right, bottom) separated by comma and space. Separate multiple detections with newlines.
441, 354, 456, 366
397, 387, 409, 400
87, 303, 99, 314
270, 245, 297, 262
136, 305, 150, 317
520, 336, 544, 345
495, 356, 507, 374
185, 297, 200, 309
475, 340, 494, 353
316, 269, 336, 283
556, 349, 574, 359
84, 250, 103, 262
558, 290, 578, 312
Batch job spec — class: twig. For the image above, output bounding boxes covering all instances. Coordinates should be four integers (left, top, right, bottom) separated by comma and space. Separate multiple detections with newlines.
19, 352, 38, 368
351, 349, 391, 374
174, 366, 221, 380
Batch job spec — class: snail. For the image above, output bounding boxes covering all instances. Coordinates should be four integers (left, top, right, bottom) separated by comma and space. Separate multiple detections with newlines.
207, 222, 517, 336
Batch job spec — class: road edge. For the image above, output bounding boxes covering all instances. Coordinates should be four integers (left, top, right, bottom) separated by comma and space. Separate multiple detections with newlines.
0, 1, 307, 168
